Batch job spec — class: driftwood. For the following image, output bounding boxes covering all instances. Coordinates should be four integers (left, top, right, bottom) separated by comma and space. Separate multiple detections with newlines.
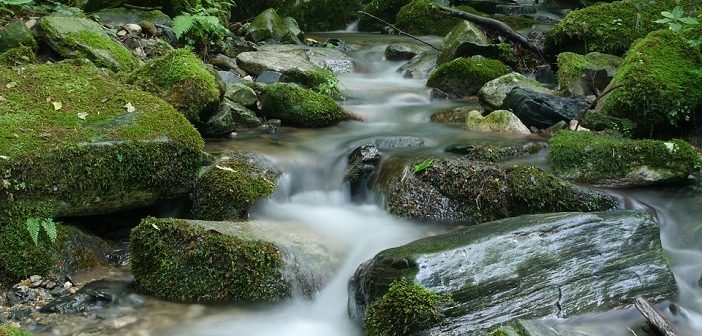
357, 11, 440, 51
635, 297, 678, 336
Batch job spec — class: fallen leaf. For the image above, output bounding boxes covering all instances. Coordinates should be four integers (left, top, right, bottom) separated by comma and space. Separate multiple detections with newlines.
0, 96, 5, 102
6, 82, 17, 88
100, 98, 108, 103
77, 112, 88, 120
125, 102, 135, 113
52, 101, 62, 111
46, 96, 52, 103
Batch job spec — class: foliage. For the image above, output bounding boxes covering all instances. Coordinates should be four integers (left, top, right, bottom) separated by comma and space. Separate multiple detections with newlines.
0, 0, 32, 5
364, 278, 442, 336
0, 323, 33, 336
172, 5, 231, 55
413, 158, 434, 174
26, 217, 57, 246
656, 6, 701, 49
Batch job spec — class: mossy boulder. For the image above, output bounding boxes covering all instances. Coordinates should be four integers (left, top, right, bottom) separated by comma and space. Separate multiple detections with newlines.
465, 110, 530, 134
364, 279, 442, 336
549, 131, 702, 186
0, 324, 32, 336
427, 57, 509, 98
92, 7, 172, 26
192, 152, 280, 220
556, 52, 622, 96
260, 83, 348, 127
0, 46, 37, 66
236, 51, 339, 92
130, 217, 340, 303
0, 63, 203, 225
597, 29, 702, 135
37, 16, 139, 72
395, 0, 462, 36
349, 210, 677, 334
579, 111, 635, 137
358, 0, 412, 32
127, 49, 221, 123
544, 0, 702, 56
245, 8, 304, 44
256, 44, 355, 74
445, 142, 543, 162
478, 72, 553, 111
0, 21, 37, 53
280, 0, 363, 31
437, 21, 491, 65
375, 155, 617, 224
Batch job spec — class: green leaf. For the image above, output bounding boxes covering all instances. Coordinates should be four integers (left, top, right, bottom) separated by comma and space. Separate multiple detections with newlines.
25, 217, 40, 246
172, 14, 195, 39
670, 22, 683, 32
671, 6, 684, 19
413, 158, 434, 174
41, 218, 57, 244
0, 0, 33, 4
661, 11, 675, 19
654, 18, 672, 24
679, 17, 699, 25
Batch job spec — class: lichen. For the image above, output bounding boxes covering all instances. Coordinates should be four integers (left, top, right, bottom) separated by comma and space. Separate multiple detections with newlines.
260, 83, 347, 127
364, 278, 442, 336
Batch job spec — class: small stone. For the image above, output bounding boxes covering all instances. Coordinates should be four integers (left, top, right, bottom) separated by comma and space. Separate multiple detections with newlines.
68, 288, 77, 294
109, 315, 139, 329
568, 120, 590, 132
44, 281, 57, 290
29, 281, 42, 288
30, 274, 43, 282
8, 307, 32, 321
117, 30, 128, 37
124, 23, 142, 34
63, 282, 72, 289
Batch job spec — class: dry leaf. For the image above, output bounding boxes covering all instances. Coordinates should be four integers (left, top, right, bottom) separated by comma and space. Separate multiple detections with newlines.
52, 101, 62, 111
6, 82, 17, 88
46, 97, 52, 103
0, 96, 5, 102
77, 112, 88, 120
100, 98, 108, 103
125, 102, 135, 113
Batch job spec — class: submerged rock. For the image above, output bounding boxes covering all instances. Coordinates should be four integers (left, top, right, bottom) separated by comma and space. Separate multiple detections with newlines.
549, 131, 702, 186
427, 58, 510, 98
130, 217, 341, 303
349, 210, 677, 334
260, 83, 349, 127
501, 87, 590, 129
464, 110, 530, 134
39, 279, 134, 314
478, 72, 553, 111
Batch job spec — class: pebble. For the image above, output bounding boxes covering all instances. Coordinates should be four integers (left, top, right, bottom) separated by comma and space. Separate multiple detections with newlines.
109, 315, 138, 329
117, 30, 128, 37
63, 282, 72, 290
29, 275, 42, 283
124, 23, 142, 34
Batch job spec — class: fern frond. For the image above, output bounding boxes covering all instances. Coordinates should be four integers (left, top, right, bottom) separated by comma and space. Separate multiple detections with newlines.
0, 0, 34, 5
41, 218, 57, 244
172, 13, 196, 39
26, 217, 40, 245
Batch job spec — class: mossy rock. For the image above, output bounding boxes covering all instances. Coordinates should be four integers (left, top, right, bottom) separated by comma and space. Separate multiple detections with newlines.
37, 16, 139, 72
549, 131, 702, 186
478, 72, 553, 111
280, 0, 363, 31
358, 0, 412, 32
489, 320, 590, 336
598, 29, 702, 135
544, 0, 702, 56
437, 20, 491, 65
260, 83, 348, 127
0, 324, 32, 336
0, 63, 203, 224
364, 279, 442, 336
0, 46, 37, 66
92, 7, 172, 26
395, 0, 462, 36
127, 49, 221, 123
0, 21, 37, 53
465, 109, 530, 134
230, 0, 289, 22
130, 217, 340, 303
245, 8, 304, 44
235, 51, 339, 92
580, 111, 634, 137
556, 52, 622, 96
84, 0, 191, 17
192, 152, 280, 220
427, 57, 509, 98
445, 142, 543, 162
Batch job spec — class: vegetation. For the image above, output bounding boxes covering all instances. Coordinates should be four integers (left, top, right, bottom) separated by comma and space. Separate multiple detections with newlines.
172, 5, 230, 55
364, 279, 442, 336
556, 52, 622, 95
0, 324, 32, 336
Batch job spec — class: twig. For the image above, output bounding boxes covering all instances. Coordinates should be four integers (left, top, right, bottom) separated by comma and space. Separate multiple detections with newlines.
124, 3, 163, 11
357, 11, 439, 51
634, 297, 678, 336
574, 83, 624, 130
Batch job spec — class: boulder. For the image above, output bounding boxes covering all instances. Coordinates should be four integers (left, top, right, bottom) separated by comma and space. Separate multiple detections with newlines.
375, 155, 617, 224
260, 83, 348, 127
93, 8, 172, 26
598, 29, 702, 135
236, 51, 338, 92
478, 72, 553, 111
427, 57, 509, 98
445, 142, 543, 161
549, 131, 702, 186
464, 110, 530, 134
430, 106, 473, 124
192, 152, 280, 220
501, 87, 590, 129
224, 83, 258, 108
395, 0, 463, 35
349, 210, 677, 334
279, 0, 363, 31
0, 21, 37, 53
37, 16, 139, 72
127, 49, 221, 123
256, 44, 355, 74
556, 52, 622, 96
198, 100, 262, 137
384, 43, 419, 61
130, 217, 341, 303
245, 8, 304, 44
358, 0, 412, 32
436, 21, 491, 65
397, 52, 437, 79
345, 144, 382, 199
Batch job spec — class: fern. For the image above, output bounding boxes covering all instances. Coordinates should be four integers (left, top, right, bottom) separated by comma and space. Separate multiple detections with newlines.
26, 217, 41, 246
172, 13, 197, 40
41, 218, 57, 244
0, 0, 33, 5
172, 6, 231, 55
25, 217, 58, 246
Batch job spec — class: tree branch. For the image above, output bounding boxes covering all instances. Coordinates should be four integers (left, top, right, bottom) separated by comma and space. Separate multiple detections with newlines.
357, 11, 440, 51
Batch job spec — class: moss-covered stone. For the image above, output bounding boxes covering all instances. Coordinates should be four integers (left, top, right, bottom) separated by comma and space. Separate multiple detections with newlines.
549, 131, 702, 186
37, 16, 139, 72
0, 21, 37, 53
260, 83, 348, 127
281, 0, 363, 31
437, 20, 491, 65
235, 51, 340, 93
427, 58, 509, 98
465, 110, 530, 134
0, 46, 37, 66
192, 152, 280, 220
478, 72, 553, 111
0, 324, 32, 336
127, 49, 220, 123
92, 7, 172, 26
245, 8, 304, 44
544, 0, 702, 56
358, 0, 412, 32
580, 111, 634, 137
445, 143, 543, 162
556, 52, 622, 96
364, 278, 442, 336
395, 0, 461, 36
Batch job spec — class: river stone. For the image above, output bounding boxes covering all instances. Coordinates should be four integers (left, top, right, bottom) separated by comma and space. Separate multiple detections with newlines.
398, 51, 437, 79
349, 210, 677, 334
236, 51, 332, 87
478, 72, 554, 111
465, 110, 530, 134
130, 217, 342, 303
437, 21, 491, 65
549, 131, 702, 187
257, 44, 355, 74
245, 8, 303, 44
430, 106, 473, 124
501, 87, 590, 129
36, 16, 139, 72
385, 43, 419, 61
445, 142, 543, 162
375, 155, 617, 224
260, 83, 349, 127
198, 100, 262, 137
39, 279, 133, 314
0, 21, 37, 53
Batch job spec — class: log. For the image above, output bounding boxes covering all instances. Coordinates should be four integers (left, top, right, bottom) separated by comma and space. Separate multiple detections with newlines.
635, 297, 678, 336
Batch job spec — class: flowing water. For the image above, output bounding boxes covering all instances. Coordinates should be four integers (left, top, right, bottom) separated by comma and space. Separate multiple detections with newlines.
43, 33, 702, 336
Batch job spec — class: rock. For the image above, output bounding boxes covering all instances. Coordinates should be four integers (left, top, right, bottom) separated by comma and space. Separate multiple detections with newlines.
217, 70, 242, 84
445, 142, 543, 161
556, 52, 622, 96
256, 71, 284, 84
501, 87, 590, 129
224, 83, 258, 108
374, 136, 425, 149
245, 8, 304, 44
130, 217, 341, 303
8, 307, 31, 321
478, 72, 554, 111
598, 29, 702, 135
427, 58, 510, 98
127, 49, 221, 123
395, 0, 463, 35
436, 21, 491, 65
210, 54, 247, 77
549, 131, 702, 186
260, 83, 348, 127
0, 46, 37, 66
358, 0, 412, 32
397, 52, 436, 79
278, 0, 363, 31
375, 155, 617, 224
137, 37, 173, 59
192, 152, 280, 220
488, 319, 590, 336
0, 21, 37, 53
37, 16, 139, 72
39, 279, 132, 314
345, 144, 382, 199
384, 43, 418, 61
430, 106, 473, 124
198, 100, 261, 137
123, 23, 142, 34
93, 8, 172, 26
579, 111, 635, 137
464, 110, 530, 134
349, 210, 677, 334
29, 275, 42, 283
257, 44, 355, 74
236, 51, 338, 91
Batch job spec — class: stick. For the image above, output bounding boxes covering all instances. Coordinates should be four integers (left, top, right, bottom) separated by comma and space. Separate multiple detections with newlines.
124, 3, 163, 11
357, 11, 440, 51
634, 297, 678, 336
574, 83, 624, 130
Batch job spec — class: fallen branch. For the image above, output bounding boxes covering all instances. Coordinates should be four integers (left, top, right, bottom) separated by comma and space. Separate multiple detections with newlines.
635, 297, 678, 336
124, 3, 163, 11
574, 83, 624, 130
357, 11, 440, 51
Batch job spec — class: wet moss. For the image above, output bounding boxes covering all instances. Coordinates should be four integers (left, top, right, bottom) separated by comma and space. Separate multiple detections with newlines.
358, 0, 412, 31
427, 58, 509, 97
260, 83, 347, 127
127, 49, 220, 123
0, 21, 37, 53
580, 111, 634, 137
0, 324, 32, 336
395, 0, 461, 36
364, 278, 442, 336
130, 217, 290, 303
0, 46, 36, 66
556, 52, 622, 95
281, 0, 362, 31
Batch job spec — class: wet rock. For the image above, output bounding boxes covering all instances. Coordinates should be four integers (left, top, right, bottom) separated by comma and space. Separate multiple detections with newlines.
445, 142, 543, 161
349, 210, 677, 334
198, 100, 262, 137
429, 88, 449, 100
500, 87, 590, 129
550, 131, 702, 187
427, 58, 510, 98
236, 51, 337, 91
375, 155, 617, 224
478, 72, 554, 111
487, 319, 589, 336
217, 70, 242, 84
224, 83, 258, 108
257, 44, 355, 74
93, 8, 172, 26
130, 217, 342, 303
345, 144, 382, 199
256, 71, 284, 84
8, 307, 31, 321
385, 43, 418, 61
374, 137, 425, 149
430, 106, 473, 124
556, 52, 622, 96
245, 8, 304, 44
464, 110, 530, 134
39, 279, 132, 314
437, 21, 491, 65
398, 52, 437, 79
323, 38, 352, 51
259, 83, 349, 127
0, 21, 37, 53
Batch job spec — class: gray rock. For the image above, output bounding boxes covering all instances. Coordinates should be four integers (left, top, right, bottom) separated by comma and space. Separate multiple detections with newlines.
385, 43, 418, 61
349, 210, 677, 334
345, 144, 382, 199
464, 109, 530, 134
437, 21, 491, 65
39, 279, 133, 314
478, 72, 554, 111
257, 44, 354, 74
256, 71, 284, 84
93, 8, 172, 26
245, 8, 303, 44
398, 52, 437, 79
198, 100, 262, 137
224, 83, 258, 108
0, 21, 37, 53
445, 142, 543, 161
501, 87, 590, 129
236, 51, 331, 87
211, 54, 247, 77
217, 70, 243, 84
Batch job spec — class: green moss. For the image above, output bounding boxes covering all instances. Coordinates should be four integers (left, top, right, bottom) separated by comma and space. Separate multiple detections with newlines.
364, 278, 442, 336
395, 0, 461, 36
127, 49, 220, 123
260, 83, 347, 127
0, 21, 37, 53
556, 52, 622, 95
282, 67, 339, 95
0, 324, 32, 336
549, 131, 702, 184
0, 201, 56, 280
489, 329, 510, 336
0, 46, 36, 66
130, 217, 290, 303
63, 30, 139, 71
358, 0, 412, 31
427, 57, 509, 97
599, 30, 702, 135
544, 0, 702, 55
580, 111, 634, 137
280, 0, 362, 31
